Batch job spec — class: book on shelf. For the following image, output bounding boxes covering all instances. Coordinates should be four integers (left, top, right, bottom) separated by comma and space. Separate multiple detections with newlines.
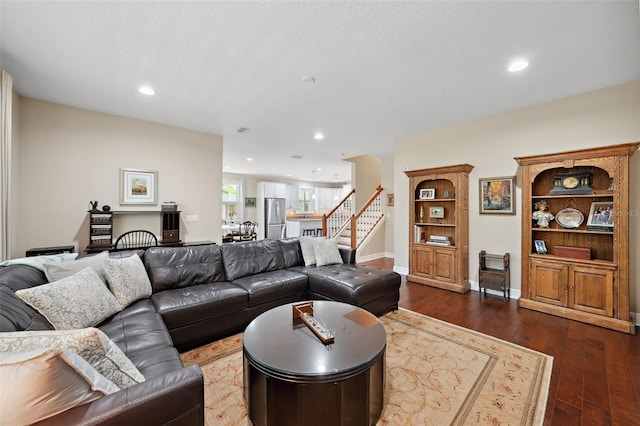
428, 239, 452, 245
428, 235, 452, 245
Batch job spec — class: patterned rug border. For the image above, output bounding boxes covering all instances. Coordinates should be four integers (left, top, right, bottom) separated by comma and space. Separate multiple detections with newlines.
180, 308, 553, 425
384, 308, 553, 425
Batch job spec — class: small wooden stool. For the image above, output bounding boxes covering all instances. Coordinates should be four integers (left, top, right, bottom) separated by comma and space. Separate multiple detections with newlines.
479, 251, 510, 301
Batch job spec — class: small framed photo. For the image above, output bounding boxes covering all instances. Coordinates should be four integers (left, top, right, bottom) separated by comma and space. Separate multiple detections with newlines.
386, 194, 394, 206
534, 240, 547, 254
245, 197, 256, 207
586, 201, 613, 231
479, 176, 515, 215
429, 206, 444, 219
419, 188, 435, 200
120, 168, 157, 205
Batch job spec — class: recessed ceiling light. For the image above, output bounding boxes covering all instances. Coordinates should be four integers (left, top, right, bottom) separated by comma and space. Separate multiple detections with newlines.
138, 86, 156, 96
302, 76, 316, 84
314, 133, 324, 140
246, 157, 253, 161
235, 127, 251, 134
316, 168, 322, 171
291, 155, 304, 160
508, 59, 529, 72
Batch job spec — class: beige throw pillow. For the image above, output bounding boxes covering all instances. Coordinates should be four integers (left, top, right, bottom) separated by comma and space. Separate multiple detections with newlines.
0, 348, 120, 425
0, 328, 145, 389
312, 238, 343, 266
103, 254, 152, 309
299, 237, 316, 266
44, 251, 109, 283
16, 267, 122, 330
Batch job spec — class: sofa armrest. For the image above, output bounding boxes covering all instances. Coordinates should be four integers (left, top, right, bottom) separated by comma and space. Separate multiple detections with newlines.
33, 365, 204, 426
338, 246, 356, 264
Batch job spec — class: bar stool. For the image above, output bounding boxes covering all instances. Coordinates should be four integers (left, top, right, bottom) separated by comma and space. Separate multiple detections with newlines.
302, 229, 316, 236
316, 228, 323, 237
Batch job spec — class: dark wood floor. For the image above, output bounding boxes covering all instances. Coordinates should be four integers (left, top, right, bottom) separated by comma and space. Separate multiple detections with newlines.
361, 258, 640, 426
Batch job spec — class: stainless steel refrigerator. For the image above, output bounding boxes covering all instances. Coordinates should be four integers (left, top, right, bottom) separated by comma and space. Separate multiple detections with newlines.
264, 198, 286, 239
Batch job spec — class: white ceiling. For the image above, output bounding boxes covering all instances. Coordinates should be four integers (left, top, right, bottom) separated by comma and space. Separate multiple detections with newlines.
2, 1, 639, 184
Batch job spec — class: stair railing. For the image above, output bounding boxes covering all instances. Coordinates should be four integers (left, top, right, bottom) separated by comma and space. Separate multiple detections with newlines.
349, 185, 384, 249
322, 189, 355, 238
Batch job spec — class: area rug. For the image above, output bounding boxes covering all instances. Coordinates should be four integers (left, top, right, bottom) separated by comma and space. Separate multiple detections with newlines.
180, 308, 552, 425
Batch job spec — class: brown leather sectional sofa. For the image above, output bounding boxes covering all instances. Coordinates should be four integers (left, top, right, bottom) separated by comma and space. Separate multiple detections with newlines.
0, 238, 401, 425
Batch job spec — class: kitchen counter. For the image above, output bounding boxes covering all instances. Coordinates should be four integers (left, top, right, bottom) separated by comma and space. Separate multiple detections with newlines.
286, 219, 322, 238
285, 218, 323, 222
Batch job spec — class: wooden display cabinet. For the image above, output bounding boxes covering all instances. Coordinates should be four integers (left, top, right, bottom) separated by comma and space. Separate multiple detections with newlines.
515, 142, 638, 334
405, 164, 473, 293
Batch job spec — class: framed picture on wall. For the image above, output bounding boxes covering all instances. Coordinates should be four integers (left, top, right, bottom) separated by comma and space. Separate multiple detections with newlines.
479, 176, 515, 214
386, 194, 394, 206
120, 169, 157, 205
245, 197, 256, 207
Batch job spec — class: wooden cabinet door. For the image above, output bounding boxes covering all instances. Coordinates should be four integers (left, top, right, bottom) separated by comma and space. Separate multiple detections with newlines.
433, 248, 455, 283
569, 265, 614, 317
530, 259, 567, 307
412, 246, 433, 279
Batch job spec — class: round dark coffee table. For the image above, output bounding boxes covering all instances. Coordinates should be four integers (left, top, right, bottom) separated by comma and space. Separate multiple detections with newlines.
243, 301, 386, 426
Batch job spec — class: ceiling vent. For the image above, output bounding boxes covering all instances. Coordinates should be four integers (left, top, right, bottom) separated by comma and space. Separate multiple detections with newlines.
234, 127, 251, 134
291, 155, 304, 160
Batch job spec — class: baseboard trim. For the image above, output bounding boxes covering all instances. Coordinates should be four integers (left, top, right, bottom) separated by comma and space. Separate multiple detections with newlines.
356, 252, 387, 263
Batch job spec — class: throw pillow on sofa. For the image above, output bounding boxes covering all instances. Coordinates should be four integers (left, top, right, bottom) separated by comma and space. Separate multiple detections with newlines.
0, 327, 145, 389
43, 251, 109, 283
299, 237, 317, 266
312, 238, 343, 266
15, 267, 121, 330
103, 254, 152, 309
0, 348, 120, 425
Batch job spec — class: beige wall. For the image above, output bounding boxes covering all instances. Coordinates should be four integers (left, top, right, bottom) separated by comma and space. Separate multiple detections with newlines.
381, 155, 395, 257
14, 98, 223, 257
394, 80, 640, 314
345, 154, 385, 259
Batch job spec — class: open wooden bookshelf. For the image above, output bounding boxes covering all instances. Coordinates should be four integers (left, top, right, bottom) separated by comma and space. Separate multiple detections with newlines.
405, 164, 473, 293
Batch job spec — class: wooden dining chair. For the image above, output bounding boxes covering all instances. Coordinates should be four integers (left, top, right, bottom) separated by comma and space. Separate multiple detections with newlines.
232, 221, 256, 242
114, 230, 158, 250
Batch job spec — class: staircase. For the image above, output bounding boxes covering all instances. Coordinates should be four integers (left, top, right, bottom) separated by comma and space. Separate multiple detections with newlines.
322, 186, 385, 250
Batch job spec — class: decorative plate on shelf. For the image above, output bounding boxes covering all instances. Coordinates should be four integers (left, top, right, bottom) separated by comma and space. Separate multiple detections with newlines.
555, 208, 584, 229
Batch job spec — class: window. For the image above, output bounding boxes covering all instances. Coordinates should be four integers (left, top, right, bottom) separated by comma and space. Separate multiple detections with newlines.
298, 188, 313, 213
222, 181, 242, 222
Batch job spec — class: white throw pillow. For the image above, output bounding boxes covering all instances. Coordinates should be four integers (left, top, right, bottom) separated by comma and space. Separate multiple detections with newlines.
312, 238, 344, 266
0, 348, 119, 425
0, 328, 145, 389
299, 237, 316, 266
103, 254, 152, 309
44, 251, 110, 283
15, 267, 122, 330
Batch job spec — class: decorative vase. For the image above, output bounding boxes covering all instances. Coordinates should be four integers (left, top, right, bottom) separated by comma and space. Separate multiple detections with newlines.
102, 205, 111, 212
